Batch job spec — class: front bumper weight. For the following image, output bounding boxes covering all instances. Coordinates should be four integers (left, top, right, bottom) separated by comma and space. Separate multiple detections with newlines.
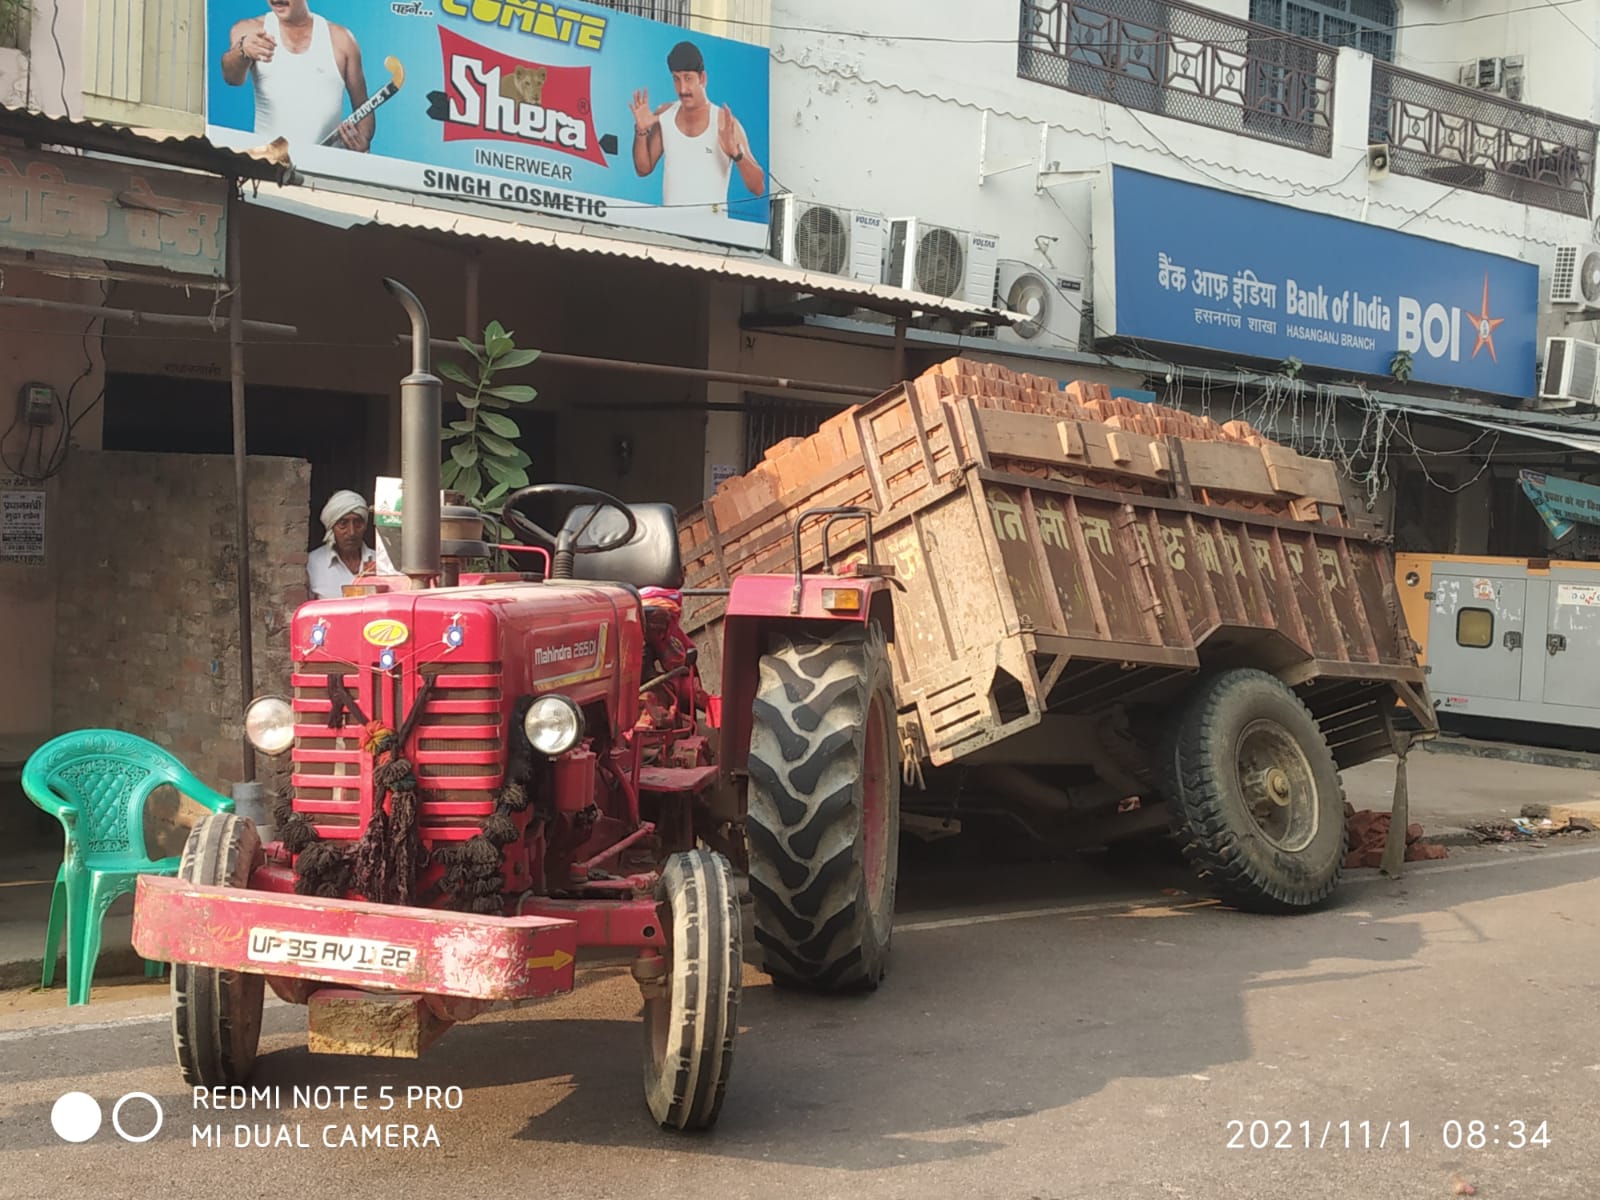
133, 876, 577, 1001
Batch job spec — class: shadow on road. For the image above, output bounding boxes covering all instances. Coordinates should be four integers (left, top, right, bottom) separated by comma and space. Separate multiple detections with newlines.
0, 839, 1592, 1172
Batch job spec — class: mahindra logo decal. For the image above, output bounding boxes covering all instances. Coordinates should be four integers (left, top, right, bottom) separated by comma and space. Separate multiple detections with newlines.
427, 27, 606, 165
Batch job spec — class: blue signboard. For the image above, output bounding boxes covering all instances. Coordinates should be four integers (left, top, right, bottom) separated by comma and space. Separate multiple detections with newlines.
1104, 167, 1539, 396
205, 0, 770, 247
1519, 469, 1600, 539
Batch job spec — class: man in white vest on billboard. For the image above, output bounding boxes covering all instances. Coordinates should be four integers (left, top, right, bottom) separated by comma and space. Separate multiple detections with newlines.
630, 40, 765, 213
220, 0, 374, 153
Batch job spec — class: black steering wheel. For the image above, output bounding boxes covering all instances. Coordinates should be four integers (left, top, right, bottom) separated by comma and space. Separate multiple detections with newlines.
502, 484, 638, 580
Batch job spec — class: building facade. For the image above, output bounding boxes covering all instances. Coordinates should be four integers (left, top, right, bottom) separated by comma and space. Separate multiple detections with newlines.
756, 0, 1600, 556
5, 0, 1600, 793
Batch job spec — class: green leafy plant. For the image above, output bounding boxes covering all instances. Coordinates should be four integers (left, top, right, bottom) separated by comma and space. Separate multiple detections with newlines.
1390, 349, 1414, 383
1279, 356, 1303, 380
438, 320, 539, 538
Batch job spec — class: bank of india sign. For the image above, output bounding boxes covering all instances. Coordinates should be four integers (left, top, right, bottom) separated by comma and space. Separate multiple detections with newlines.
1098, 166, 1539, 396
204, 0, 771, 248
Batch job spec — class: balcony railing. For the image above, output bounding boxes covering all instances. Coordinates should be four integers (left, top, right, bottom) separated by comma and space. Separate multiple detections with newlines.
599, 0, 771, 45
1019, 0, 1336, 156
1370, 62, 1598, 218
597, 0, 690, 23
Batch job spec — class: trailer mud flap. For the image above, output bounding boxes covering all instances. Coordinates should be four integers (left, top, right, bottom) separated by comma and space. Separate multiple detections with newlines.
133, 875, 577, 1001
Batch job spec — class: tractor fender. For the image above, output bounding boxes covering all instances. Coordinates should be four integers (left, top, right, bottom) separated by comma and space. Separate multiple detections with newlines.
714, 574, 895, 800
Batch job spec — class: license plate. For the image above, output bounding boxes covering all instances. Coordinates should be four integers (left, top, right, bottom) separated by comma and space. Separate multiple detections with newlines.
246, 928, 420, 974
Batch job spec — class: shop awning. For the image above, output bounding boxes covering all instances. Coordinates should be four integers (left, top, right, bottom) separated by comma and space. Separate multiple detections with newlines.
245, 184, 1013, 326
1381, 400, 1600, 455
0, 104, 294, 183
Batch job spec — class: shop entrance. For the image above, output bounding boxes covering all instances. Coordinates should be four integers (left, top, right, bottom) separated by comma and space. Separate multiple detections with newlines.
102, 373, 387, 550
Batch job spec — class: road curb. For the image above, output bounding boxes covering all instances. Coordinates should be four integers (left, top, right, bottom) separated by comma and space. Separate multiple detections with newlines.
1423, 736, 1600, 773
0, 945, 155, 993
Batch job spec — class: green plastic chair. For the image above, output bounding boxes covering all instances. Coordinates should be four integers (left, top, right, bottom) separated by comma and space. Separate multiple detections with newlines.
22, 730, 235, 1006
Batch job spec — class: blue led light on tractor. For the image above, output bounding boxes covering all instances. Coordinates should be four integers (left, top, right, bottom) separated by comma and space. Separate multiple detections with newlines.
380, 649, 396, 671
310, 623, 327, 647
445, 624, 464, 649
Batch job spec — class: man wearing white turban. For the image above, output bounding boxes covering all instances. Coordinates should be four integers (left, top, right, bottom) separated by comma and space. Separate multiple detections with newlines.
306, 490, 396, 600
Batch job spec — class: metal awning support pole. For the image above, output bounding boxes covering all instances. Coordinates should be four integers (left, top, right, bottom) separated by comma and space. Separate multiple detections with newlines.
0, 295, 298, 337
403, 336, 879, 398
465, 252, 481, 343
229, 183, 256, 782
893, 317, 908, 384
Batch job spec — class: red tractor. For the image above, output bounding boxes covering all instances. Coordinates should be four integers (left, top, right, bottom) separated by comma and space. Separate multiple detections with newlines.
132, 281, 901, 1130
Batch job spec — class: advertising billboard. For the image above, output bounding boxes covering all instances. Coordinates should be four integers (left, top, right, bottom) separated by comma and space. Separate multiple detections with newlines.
204, 0, 771, 247
1100, 166, 1540, 396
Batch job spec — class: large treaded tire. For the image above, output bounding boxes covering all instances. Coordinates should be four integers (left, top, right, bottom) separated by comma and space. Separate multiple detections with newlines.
173, 812, 266, 1086
643, 849, 741, 1131
1163, 668, 1346, 914
747, 621, 900, 991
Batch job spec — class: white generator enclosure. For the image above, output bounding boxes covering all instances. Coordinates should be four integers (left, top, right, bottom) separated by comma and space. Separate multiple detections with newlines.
1399, 555, 1600, 731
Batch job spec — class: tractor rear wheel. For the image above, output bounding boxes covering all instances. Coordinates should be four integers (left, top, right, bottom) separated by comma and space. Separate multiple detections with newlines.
1162, 668, 1346, 913
747, 622, 900, 991
173, 812, 266, 1086
642, 849, 741, 1131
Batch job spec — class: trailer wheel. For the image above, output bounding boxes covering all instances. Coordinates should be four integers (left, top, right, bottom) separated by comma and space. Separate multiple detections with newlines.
643, 849, 741, 1131
1163, 669, 1346, 913
172, 812, 266, 1086
747, 622, 900, 991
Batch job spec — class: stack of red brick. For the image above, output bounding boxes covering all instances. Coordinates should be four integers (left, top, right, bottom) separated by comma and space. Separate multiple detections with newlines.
1343, 803, 1449, 869
686, 356, 1314, 588
705, 405, 870, 535
906, 358, 1274, 448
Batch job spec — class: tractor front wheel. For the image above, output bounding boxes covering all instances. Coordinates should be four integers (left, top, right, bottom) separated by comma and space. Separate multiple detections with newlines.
173, 812, 266, 1086
642, 849, 741, 1131
747, 622, 901, 991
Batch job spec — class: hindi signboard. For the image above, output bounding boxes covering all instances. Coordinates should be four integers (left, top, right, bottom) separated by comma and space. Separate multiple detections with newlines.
1519, 470, 1600, 540
0, 149, 227, 278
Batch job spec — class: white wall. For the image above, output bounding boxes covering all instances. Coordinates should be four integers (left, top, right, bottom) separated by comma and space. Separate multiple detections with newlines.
1396, 0, 1600, 120
6, 0, 83, 116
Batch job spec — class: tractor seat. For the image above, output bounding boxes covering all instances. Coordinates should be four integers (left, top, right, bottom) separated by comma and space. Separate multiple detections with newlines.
567, 502, 684, 591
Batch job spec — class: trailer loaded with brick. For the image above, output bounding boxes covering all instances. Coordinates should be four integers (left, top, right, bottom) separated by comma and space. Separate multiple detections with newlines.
680, 358, 1437, 912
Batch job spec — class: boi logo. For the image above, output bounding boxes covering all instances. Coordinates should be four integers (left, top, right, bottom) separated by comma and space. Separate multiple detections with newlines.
51, 1091, 164, 1144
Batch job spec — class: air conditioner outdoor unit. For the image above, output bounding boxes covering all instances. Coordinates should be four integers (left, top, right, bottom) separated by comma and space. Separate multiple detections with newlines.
1540, 337, 1600, 406
1550, 242, 1600, 311
885, 218, 1000, 308
768, 195, 886, 282
992, 264, 1084, 351
1459, 57, 1503, 91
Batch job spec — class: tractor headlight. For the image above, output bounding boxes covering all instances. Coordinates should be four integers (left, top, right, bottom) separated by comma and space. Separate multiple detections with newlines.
244, 696, 295, 757
523, 695, 585, 756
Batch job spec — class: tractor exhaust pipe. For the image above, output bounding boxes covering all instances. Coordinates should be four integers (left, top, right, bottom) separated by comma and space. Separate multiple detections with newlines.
384, 278, 441, 588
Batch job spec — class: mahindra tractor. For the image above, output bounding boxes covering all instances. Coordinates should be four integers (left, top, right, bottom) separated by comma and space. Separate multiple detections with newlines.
131, 281, 901, 1131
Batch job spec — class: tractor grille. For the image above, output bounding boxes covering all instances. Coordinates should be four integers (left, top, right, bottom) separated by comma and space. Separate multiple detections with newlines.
290, 663, 364, 834
412, 662, 505, 841
290, 660, 505, 842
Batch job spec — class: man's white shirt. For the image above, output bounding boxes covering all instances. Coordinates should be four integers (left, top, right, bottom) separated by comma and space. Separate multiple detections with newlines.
307, 541, 395, 599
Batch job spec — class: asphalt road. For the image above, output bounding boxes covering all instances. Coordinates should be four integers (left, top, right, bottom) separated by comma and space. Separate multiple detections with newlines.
1, 840, 1596, 1200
